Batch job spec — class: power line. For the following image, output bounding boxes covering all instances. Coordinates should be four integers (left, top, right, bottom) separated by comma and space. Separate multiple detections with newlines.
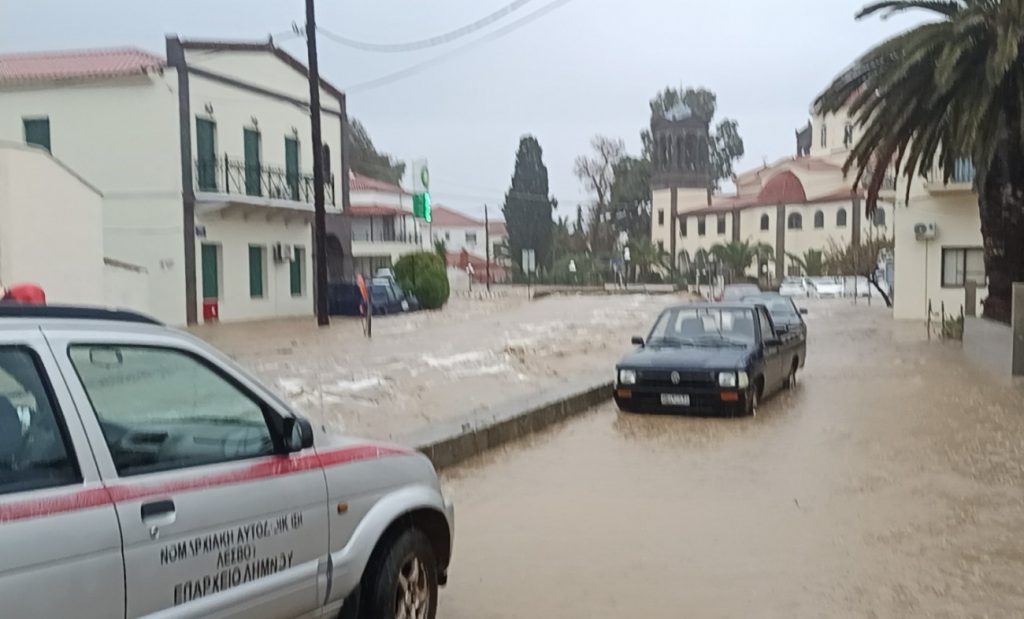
344, 0, 578, 93
317, 0, 536, 53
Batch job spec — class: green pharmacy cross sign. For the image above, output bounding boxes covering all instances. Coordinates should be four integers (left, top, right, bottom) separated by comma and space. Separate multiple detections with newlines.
412, 161, 431, 223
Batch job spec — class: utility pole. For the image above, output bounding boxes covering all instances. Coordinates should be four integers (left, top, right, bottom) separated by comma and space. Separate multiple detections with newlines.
305, 0, 329, 326
484, 204, 491, 292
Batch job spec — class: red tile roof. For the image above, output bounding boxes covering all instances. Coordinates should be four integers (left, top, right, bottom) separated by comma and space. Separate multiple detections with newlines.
0, 48, 165, 86
350, 204, 412, 217
446, 250, 508, 283
431, 205, 481, 227
349, 172, 409, 195
758, 171, 807, 204
487, 221, 507, 236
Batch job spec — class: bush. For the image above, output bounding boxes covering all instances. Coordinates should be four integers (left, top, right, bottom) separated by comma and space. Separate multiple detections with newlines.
394, 252, 450, 310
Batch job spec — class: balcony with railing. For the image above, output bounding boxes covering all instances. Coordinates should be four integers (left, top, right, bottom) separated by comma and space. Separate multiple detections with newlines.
926, 157, 976, 194
195, 155, 335, 207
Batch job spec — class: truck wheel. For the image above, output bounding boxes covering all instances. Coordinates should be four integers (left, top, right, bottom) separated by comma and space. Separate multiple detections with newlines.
361, 528, 438, 619
783, 360, 798, 389
744, 382, 761, 417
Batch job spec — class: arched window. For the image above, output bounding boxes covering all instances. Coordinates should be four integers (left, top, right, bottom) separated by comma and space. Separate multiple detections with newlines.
873, 209, 887, 227
787, 212, 803, 230
813, 210, 824, 229
820, 124, 827, 148
760, 214, 770, 231
836, 208, 848, 227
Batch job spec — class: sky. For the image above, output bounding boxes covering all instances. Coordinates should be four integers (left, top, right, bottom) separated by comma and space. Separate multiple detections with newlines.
0, 0, 929, 220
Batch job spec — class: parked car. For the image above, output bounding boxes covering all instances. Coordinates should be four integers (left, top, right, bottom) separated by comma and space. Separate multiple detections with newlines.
0, 305, 454, 619
742, 293, 809, 339
808, 277, 844, 298
718, 283, 762, 302
614, 302, 806, 416
370, 277, 420, 314
778, 277, 809, 297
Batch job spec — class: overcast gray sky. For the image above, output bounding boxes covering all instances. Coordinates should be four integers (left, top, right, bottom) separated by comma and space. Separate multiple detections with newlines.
1, 0, 927, 219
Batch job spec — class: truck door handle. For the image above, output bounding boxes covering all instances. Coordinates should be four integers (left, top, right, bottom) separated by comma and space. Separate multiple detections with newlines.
141, 499, 175, 519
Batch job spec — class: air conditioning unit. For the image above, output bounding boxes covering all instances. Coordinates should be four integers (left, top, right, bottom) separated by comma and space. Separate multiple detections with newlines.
273, 242, 293, 263
913, 222, 938, 241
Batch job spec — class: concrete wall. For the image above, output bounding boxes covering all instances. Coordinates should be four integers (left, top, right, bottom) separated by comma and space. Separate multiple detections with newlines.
963, 317, 1013, 378
196, 214, 313, 322
103, 260, 150, 312
893, 190, 984, 320
0, 143, 105, 305
0, 73, 185, 323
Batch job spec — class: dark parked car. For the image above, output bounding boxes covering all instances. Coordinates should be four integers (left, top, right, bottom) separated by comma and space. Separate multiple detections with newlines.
614, 303, 806, 416
742, 293, 808, 338
718, 283, 761, 302
372, 276, 420, 312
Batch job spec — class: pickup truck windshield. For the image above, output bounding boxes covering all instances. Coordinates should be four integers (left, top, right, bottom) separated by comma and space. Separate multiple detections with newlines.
648, 307, 757, 347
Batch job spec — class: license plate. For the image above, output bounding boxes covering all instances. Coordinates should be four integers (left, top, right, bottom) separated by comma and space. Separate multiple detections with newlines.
661, 393, 690, 406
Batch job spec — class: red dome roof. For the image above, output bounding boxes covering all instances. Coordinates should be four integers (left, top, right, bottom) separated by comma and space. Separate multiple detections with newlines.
758, 171, 807, 204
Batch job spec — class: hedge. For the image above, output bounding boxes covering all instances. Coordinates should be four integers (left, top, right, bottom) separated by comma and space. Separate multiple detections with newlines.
394, 251, 450, 310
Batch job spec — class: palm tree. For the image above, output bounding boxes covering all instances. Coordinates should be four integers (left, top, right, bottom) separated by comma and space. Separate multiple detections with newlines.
709, 240, 757, 283
628, 239, 670, 282
786, 249, 825, 277
816, 1, 1024, 323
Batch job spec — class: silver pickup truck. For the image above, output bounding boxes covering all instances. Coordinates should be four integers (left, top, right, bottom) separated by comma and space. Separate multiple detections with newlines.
0, 305, 453, 619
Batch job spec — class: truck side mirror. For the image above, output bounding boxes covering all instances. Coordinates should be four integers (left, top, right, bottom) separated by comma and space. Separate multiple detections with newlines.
631, 336, 645, 347
280, 416, 314, 452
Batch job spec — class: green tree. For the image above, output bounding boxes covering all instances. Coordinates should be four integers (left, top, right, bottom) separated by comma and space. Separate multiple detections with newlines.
786, 249, 825, 277
815, 0, 1024, 323
393, 252, 450, 310
628, 238, 670, 282
345, 118, 405, 183
609, 156, 653, 242
644, 87, 746, 189
503, 136, 557, 272
575, 136, 625, 254
433, 239, 447, 261
709, 240, 759, 283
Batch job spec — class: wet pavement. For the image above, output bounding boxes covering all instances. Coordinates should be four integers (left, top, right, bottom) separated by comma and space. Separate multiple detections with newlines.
438, 299, 1024, 618
192, 288, 689, 441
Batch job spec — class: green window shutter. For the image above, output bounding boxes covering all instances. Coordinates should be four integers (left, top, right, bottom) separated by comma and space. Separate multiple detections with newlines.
201, 244, 219, 299
23, 118, 51, 153
196, 118, 217, 191
290, 247, 304, 296
244, 129, 262, 196
285, 137, 300, 201
249, 245, 264, 298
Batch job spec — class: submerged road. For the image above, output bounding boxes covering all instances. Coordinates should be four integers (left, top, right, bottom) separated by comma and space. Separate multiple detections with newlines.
438, 300, 1024, 618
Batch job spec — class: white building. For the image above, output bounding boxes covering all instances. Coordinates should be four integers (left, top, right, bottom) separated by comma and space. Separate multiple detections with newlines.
650, 103, 893, 282
0, 40, 352, 324
430, 205, 507, 262
0, 141, 109, 304
347, 172, 429, 276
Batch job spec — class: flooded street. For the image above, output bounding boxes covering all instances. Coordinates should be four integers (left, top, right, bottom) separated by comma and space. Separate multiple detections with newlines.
439, 300, 1024, 618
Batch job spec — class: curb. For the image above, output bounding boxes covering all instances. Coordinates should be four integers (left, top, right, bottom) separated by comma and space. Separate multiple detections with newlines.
400, 375, 613, 469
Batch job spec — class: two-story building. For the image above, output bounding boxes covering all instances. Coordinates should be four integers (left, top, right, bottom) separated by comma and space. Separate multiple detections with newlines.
346, 172, 429, 276
430, 205, 508, 263
650, 103, 893, 282
0, 39, 353, 325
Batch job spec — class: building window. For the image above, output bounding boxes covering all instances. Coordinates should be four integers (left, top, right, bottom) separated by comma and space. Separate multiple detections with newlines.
843, 123, 854, 147
813, 210, 824, 229
787, 212, 803, 230
760, 214, 770, 231
290, 246, 305, 297
836, 208, 848, 227
873, 209, 887, 227
201, 244, 220, 300
717, 215, 726, 235
697, 217, 706, 236
285, 136, 300, 200
196, 118, 217, 191
680, 217, 688, 237
820, 124, 827, 148
444, 231, 451, 241
465, 231, 478, 245
657, 240, 664, 252
248, 245, 266, 298
23, 117, 51, 153
941, 248, 985, 288
243, 128, 262, 196
658, 210, 665, 226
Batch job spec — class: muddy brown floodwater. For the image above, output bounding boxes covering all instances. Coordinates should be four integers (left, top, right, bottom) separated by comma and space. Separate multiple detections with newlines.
438, 299, 1024, 618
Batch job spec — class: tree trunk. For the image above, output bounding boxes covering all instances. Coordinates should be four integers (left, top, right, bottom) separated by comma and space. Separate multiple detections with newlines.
980, 144, 1024, 324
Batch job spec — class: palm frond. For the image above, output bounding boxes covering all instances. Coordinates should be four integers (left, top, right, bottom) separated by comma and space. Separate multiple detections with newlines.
856, 0, 964, 19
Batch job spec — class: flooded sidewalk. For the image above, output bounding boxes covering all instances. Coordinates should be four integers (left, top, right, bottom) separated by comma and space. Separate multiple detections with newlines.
438, 300, 1024, 618
191, 288, 690, 441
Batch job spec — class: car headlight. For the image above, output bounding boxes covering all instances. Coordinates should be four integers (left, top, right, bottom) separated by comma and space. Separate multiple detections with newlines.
718, 371, 737, 388
737, 371, 749, 389
618, 369, 637, 385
